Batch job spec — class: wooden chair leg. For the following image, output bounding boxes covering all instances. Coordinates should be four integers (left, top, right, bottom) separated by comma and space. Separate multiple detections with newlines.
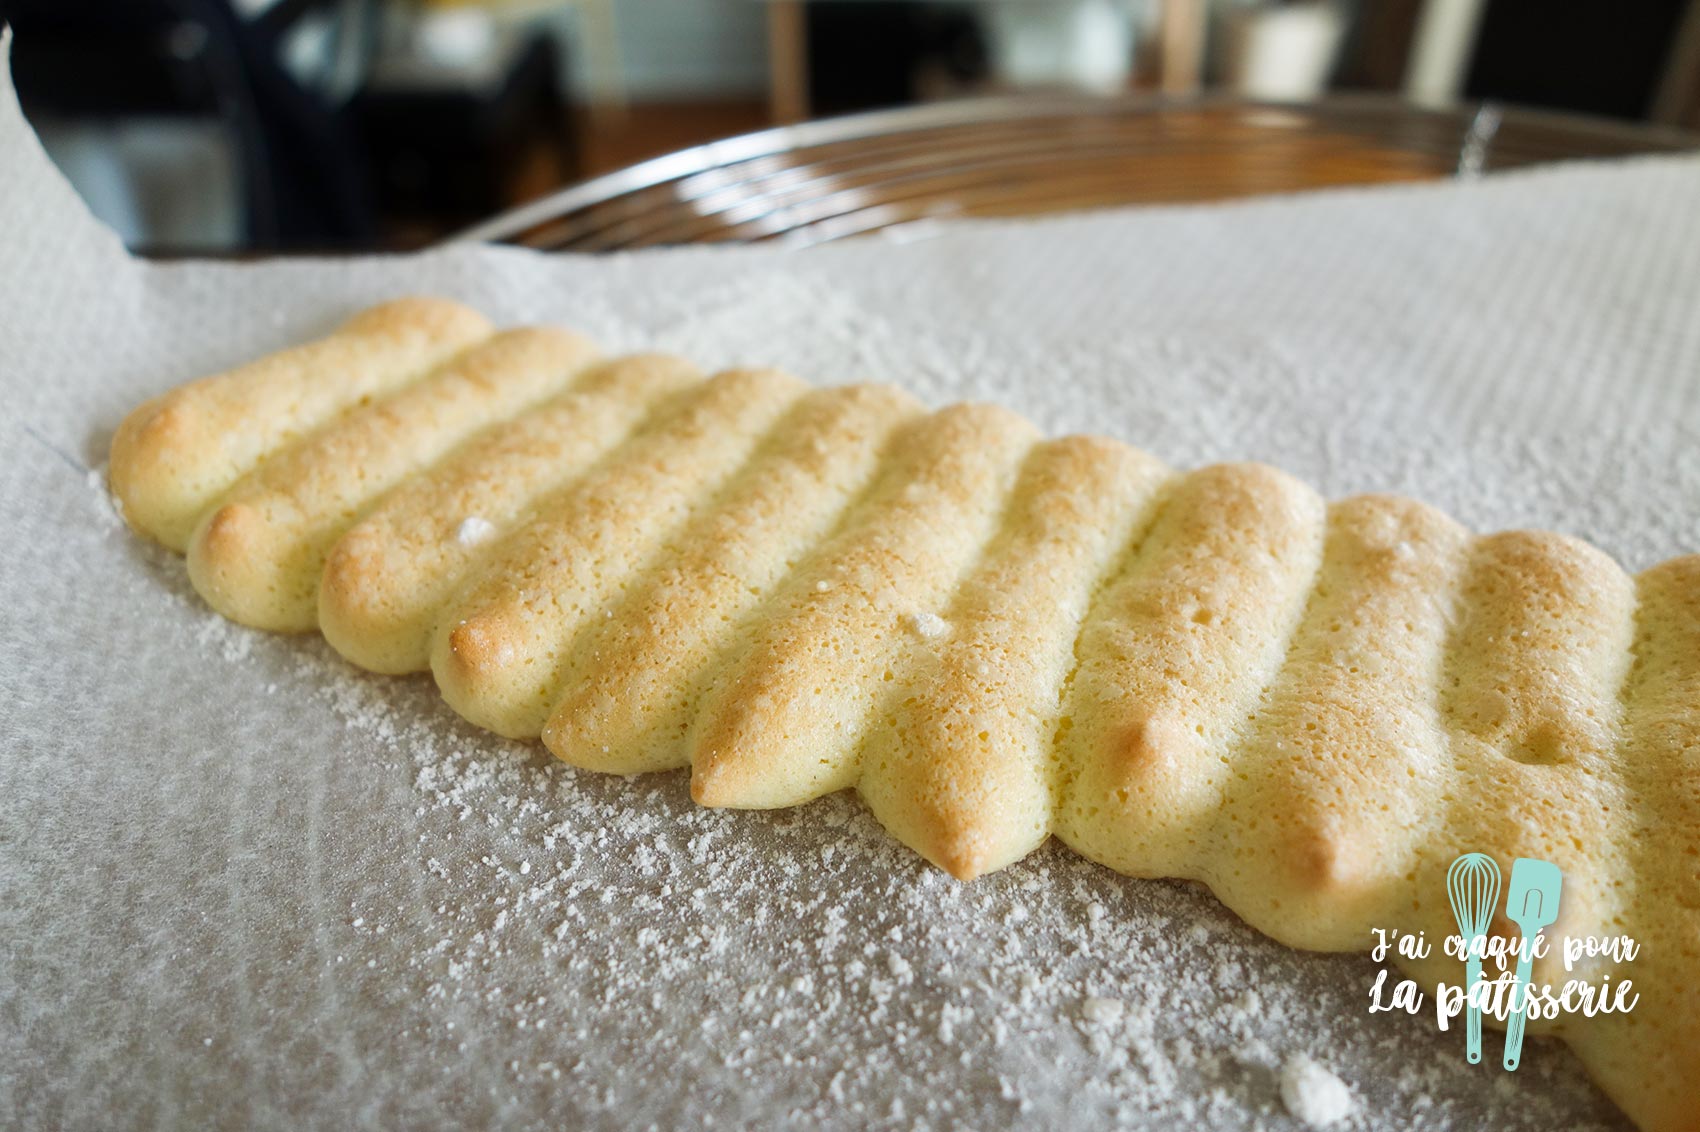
768, 0, 809, 123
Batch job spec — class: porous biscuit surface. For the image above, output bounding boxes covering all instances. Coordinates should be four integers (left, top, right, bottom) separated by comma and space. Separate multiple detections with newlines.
109, 299, 1700, 1132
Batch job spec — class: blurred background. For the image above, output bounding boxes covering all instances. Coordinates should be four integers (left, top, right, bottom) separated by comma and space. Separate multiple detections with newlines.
2, 0, 1696, 253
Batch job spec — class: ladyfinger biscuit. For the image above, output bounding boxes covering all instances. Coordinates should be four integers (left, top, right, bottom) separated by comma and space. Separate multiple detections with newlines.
432, 368, 808, 739
1200, 494, 1471, 952
320, 355, 700, 673
688, 403, 1040, 810
1577, 556, 1700, 1132
110, 297, 491, 550
543, 382, 925, 774
1055, 463, 1328, 881
856, 435, 1171, 880
186, 327, 599, 631
1441, 533, 1637, 1000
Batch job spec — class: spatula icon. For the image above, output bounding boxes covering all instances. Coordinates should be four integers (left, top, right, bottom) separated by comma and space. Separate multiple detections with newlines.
1502, 857, 1563, 1071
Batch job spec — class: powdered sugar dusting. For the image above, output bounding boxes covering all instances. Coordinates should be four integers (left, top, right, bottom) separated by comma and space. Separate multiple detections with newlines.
148, 590, 1614, 1130
14, 120, 1692, 1127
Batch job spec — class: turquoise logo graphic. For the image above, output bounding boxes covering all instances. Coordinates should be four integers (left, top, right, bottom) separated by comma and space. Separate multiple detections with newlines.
1499, 858, 1564, 1070
1370, 853, 1636, 1066
1445, 852, 1501, 1064
1445, 853, 1564, 1071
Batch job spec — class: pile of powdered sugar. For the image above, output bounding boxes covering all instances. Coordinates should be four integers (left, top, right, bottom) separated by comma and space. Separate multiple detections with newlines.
1280, 1054, 1357, 1128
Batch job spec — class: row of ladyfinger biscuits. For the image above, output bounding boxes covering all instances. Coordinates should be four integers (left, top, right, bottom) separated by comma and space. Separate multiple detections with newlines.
109, 298, 1700, 1132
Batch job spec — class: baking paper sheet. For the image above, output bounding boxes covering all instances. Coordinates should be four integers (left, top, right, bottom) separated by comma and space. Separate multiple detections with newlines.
4, 37, 1699, 1131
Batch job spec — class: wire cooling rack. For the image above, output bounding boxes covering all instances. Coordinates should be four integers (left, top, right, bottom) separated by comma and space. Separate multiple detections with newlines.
449, 95, 1696, 252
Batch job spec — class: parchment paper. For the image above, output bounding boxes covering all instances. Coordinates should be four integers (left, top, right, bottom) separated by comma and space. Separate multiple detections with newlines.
4, 35, 1699, 1132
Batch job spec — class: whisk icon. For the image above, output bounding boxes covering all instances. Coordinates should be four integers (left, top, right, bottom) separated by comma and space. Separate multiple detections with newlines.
1447, 852, 1503, 1064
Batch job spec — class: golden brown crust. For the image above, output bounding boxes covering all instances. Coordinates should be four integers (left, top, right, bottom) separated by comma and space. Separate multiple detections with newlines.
184, 327, 597, 631
110, 297, 492, 550
319, 354, 698, 672
1201, 494, 1471, 950
1056, 462, 1329, 880
688, 402, 1040, 809
431, 367, 809, 738
857, 434, 1171, 879
544, 382, 925, 774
